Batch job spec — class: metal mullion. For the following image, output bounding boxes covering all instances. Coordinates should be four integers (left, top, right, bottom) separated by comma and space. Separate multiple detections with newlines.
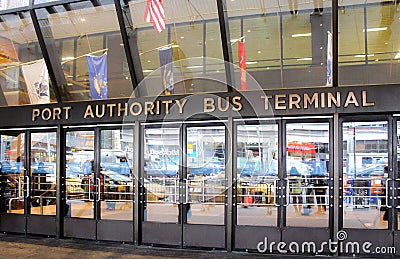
30, 7, 65, 103
328, 117, 335, 240
56, 125, 65, 238
216, 0, 234, 91
332, 0, 338, 87
24, 130, 30, 234
278, 119, 286, 228
388, 116, 396, 231
94, 127, 101, 223
226, 117, 233, 251
134, 122, 140, 246
114, 0, 144, 96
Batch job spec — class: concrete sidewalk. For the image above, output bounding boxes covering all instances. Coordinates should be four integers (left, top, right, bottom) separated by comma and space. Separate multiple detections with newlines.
0, 234, 268, 258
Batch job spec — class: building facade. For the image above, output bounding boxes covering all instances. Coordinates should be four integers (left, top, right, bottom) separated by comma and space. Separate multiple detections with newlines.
0, 0, 399, 256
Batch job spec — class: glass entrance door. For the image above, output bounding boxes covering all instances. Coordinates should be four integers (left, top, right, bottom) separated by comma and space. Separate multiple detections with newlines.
63, 127, 134, 241
341, 121, 392, 255
141, 123, 226, 249
0, 132, 26, 233
283, 122, 331, 248
27, 131, 57, 235
64, 129, 96, 239
233, 120, 331, 254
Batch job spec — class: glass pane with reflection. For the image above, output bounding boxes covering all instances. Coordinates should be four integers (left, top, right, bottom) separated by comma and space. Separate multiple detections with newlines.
0, 133, 25, 214
100, 128, 134, 220
286, 123, 329, 227
186, 126, 225, 225
143, 127, 179, 223
65, 130, 94, 219
30, 132, 57, 216
343, 121, 388, 230
236, 124, 278, 226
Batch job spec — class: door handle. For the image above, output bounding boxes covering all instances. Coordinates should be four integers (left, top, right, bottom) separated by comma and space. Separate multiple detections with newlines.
26, 176, 30, 197
97, 178, 101, 202
385, 178, 392, 208
183, 179, 189, 204
273, 178, 280, 207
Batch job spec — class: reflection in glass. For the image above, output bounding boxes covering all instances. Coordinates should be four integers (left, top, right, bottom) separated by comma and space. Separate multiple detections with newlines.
343, 122, 388, 229
128, 0, 225, 96
286, 123, 329, 227
236, 124, 278, 226
0, 11, 54, 107
65, 131, 94, 219
35, 0, 132, 101
143, 127, 179, 223
100, 129, 134, 220
339, 1, 400, 85
186, 126, 225, 225
30, 132, 57, 216
0, 133, 25, 214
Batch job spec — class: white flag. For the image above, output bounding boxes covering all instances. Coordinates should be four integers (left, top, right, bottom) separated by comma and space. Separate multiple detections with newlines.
21, 59, 50, 104
326, 32, 333, 86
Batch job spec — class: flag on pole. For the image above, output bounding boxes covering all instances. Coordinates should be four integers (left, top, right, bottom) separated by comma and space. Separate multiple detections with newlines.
144, 0, 165, 34
159, 46, 174, 95
238, 41, 248, 90
326, 31, 333, 86
21, 58, 50, 104
86, 53, 108, 100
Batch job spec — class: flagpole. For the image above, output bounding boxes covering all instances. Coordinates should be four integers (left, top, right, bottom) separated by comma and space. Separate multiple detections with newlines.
139, 43, 179, 56
230, 36, 246, 46
0, 48, 109, 72
0, 59, 43, 72
61, 48, 108, 64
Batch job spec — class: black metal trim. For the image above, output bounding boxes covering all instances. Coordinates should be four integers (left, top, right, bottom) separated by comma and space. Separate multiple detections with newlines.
216, 0, 233, 91
332, 0, 338, 87
30, 8, 64, 103
56, 125, 65, 238
114, 0, 140, 93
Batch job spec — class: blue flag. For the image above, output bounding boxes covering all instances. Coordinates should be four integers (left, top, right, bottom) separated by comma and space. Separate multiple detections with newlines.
159, 46, 174, 95
86, 53, 108, 99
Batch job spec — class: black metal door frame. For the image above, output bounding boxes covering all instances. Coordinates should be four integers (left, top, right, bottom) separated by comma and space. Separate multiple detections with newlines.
140, 121, 227, 249
26, 127, 58, 236
233, 117, 333, 254
62, 124, 135, 241
0, 129, 28, 234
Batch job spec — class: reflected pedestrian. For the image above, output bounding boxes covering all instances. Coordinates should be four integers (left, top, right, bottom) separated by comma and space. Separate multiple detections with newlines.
288, 0, 298, 15
312, 0, 323, 15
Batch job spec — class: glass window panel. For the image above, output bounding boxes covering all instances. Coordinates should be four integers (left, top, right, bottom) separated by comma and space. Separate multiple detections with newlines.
65, 130, 94, 219
186, 126, 225, 225
100, 128, 134, 220
143, 127, 180, 223
227, 0, 332, 90
342, 121, 388, 230
30, 132, 57, 216
0, 11, 56, 107
0, 133, 25, 214
339, 1, 400, 86
236, 124, 278, 226
286, 123, 329, 227
35, 0, 133, 101
129, 0, 225, 96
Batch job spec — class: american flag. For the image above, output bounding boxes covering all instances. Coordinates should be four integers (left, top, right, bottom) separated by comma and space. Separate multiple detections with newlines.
144, 0, 165, 34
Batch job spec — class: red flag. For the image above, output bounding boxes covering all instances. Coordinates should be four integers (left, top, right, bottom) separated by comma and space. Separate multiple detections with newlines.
238, 41, 248, 90
144, 0, 165, 34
